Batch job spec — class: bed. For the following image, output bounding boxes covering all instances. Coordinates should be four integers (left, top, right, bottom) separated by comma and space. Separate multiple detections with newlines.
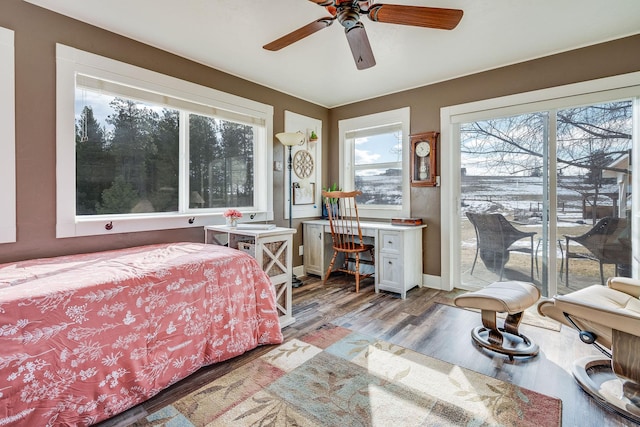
0, 242, 283, 426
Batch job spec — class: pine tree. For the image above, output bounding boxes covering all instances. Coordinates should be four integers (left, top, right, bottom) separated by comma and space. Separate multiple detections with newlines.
75, 106, 114, 214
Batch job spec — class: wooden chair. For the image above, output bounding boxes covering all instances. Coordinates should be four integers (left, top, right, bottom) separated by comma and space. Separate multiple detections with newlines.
564, 216, 631, 286
322, 190, 374, 292
466, 212, 536, 281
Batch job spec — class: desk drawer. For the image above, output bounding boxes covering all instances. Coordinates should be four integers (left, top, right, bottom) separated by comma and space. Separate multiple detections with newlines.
379, 252, 402, 291
379, 230, 402, 253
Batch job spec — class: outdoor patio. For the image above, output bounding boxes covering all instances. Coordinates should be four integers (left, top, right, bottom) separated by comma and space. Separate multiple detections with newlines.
459, 214, 630, 297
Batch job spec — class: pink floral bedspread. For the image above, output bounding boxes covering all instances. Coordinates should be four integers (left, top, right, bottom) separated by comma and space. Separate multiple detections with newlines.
0, 242, 283, 426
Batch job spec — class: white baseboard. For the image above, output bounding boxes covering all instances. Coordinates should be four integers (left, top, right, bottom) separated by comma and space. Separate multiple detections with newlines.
293, 265, 305, 279
421, 274, 454, 291
297, 268, 453, 293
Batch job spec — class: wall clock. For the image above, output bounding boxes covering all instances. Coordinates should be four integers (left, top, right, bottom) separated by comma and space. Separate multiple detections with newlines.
410, 131, 439, 187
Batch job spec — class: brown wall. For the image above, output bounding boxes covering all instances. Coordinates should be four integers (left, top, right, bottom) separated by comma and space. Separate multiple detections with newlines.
1, 0, 639, 278
0, 0, 328, 264
329, 34, 640, 276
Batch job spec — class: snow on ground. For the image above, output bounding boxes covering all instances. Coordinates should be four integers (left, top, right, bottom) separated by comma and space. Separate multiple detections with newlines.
460, 175, 617, 224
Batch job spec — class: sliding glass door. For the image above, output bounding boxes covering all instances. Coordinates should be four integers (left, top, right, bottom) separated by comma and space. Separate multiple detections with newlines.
555, 101, 632, 293
460, 112, 548, 289
452, 96, 634, 297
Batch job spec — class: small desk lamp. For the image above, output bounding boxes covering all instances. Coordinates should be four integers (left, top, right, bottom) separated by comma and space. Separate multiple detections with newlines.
276, 131, 305, 288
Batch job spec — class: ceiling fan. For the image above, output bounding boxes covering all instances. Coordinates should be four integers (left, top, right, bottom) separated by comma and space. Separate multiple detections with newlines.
263, 1, 463, 70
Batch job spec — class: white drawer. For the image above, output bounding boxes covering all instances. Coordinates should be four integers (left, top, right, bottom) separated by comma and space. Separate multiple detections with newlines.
379, 253, 402, 290
379, 231, 401, 253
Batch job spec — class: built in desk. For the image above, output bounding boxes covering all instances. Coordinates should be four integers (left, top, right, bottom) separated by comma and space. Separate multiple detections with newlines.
302, 220, 427, 299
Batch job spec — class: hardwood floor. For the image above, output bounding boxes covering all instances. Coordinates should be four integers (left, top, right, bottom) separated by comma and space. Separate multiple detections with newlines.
99, 275, 634, 427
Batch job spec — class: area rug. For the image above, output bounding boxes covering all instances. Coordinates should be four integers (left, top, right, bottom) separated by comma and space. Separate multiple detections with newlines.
132, 324, 561, 426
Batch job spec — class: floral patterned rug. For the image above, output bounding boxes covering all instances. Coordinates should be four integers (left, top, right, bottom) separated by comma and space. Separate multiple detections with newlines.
133, 324, 561, 426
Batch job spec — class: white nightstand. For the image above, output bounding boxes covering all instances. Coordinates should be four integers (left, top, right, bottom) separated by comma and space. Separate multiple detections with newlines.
204, 225, 296, 327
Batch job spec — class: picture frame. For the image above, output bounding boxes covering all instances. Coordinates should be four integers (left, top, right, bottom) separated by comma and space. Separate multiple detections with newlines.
293, 182, 315, 205
410, 131, 439, 187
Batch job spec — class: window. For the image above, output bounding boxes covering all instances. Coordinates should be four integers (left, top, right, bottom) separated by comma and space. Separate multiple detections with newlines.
56, 45, 273, 238
441, 72, 640, 294
339, 107, 410, 219
0, 27, 15, 244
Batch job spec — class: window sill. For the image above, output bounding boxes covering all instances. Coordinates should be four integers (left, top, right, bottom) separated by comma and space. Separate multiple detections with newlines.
57, 211, 274, 238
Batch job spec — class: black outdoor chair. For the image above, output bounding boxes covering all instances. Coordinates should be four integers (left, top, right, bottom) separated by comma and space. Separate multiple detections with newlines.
564, 216, 631, 287
466, 212, 537, 281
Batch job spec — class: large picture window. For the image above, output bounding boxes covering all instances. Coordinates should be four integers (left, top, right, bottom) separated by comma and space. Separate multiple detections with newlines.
57, 45, 273, 237
0, 27, 15, 244
339, 107, 410, 219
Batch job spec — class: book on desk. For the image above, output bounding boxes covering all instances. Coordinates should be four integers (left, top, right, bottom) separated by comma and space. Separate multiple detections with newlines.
391, 218, 423, 226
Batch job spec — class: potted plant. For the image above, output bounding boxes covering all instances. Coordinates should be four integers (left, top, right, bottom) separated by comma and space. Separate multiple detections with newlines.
309, 130, 318, 142
321, 182, 341, 218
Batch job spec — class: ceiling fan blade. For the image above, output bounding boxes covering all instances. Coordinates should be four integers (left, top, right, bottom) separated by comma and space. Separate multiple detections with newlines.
263, 17, 334, 51
368, 4, 463, 30
307, 0, 333, 7
345, 22, 376, 70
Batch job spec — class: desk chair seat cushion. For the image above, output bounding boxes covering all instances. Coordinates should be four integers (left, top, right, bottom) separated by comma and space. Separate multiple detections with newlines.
333, 242, 374, 253
454, 281, 540, 314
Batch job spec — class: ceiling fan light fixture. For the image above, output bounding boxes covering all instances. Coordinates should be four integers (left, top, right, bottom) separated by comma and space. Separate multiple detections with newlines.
336, 6, 360, 29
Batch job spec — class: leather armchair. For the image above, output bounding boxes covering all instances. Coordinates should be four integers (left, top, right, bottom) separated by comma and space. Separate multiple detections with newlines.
538, 277, 640, 422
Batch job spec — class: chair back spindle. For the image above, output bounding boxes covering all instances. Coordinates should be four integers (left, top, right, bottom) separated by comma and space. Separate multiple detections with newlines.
322, 190, 374, 292
325, 192, 363, 250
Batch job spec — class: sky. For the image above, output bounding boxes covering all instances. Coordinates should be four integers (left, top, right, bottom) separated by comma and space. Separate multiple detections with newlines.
75, 89, 114, 128
354, 131, 402, 166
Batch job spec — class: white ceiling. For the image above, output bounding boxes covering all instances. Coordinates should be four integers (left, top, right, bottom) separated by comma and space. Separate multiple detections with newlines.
25, 0, 640, 108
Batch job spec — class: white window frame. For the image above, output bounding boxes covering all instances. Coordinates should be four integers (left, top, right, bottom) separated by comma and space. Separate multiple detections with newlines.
56, 44, 274, 238
283, 110, 323, 220
441, 71, 640, 292
0, 27, 15, 244
338, 107, 411, 219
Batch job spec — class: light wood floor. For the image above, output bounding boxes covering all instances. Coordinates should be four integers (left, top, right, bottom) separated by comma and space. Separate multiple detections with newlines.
99, 275, 634, 427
